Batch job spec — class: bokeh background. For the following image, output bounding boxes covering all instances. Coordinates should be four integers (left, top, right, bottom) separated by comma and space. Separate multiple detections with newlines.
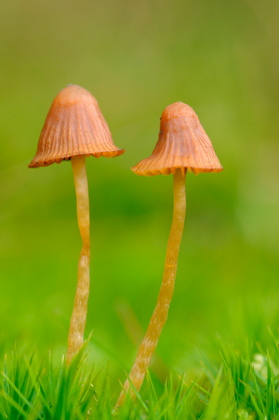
1, 0, 278, 392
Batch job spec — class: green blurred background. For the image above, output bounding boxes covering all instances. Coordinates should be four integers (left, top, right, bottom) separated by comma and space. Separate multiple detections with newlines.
1, 0, 278, 390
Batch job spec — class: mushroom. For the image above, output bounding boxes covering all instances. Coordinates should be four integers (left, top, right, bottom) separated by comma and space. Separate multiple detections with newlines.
115, 101, 222, 408
29, 84, 124, 363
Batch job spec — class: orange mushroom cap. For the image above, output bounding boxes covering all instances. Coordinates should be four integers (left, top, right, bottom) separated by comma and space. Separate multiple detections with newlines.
29, 84, 124, 168
132, 102, 223, 176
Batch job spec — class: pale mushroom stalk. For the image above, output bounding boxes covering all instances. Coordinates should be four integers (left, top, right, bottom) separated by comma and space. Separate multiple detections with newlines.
66, 155, 90, 363
115, 168, 186, 408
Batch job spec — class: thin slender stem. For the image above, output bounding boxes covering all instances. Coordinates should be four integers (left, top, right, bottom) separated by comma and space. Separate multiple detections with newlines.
115, 169, 186, 409
66, 155, 90, 364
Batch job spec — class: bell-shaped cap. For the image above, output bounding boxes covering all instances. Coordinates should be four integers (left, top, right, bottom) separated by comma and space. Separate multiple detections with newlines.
29, 84, 124, 168
132, 102, 223, 176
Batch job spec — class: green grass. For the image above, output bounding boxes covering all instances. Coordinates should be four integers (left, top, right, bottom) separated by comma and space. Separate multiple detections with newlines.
1, 327, 279, 419
2, 304, 279, 420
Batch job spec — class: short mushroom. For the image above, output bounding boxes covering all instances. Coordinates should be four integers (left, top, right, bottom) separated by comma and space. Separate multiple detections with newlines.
29, 84, 124, 363
115, 101, 222, 408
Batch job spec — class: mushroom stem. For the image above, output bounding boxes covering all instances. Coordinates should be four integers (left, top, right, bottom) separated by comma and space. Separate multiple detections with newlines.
115, 168, 186, 408
66, 155, 91, 364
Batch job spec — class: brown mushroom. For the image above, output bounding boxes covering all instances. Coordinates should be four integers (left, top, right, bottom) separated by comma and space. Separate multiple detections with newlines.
115, 101, 222, 408
29, 84, 124, 363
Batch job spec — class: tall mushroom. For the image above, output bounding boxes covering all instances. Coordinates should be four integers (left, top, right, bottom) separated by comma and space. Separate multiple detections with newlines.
115, 101, 222, 408
29, 84, 124, 363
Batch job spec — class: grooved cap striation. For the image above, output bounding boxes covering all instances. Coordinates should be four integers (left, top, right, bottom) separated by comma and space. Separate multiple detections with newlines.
29, 84, 124, 168
132, 102, 223, 176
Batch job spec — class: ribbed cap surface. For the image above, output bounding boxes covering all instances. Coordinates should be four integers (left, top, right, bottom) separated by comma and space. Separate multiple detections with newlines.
132, 102, 223, 176
29, 84, 124, 167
